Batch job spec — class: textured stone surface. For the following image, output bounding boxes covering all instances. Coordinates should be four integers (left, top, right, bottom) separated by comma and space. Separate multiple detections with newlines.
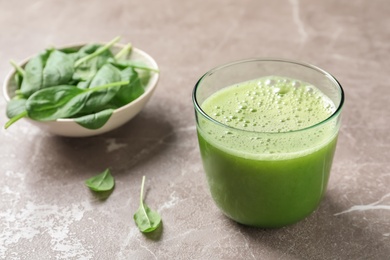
1, 0, 389, 259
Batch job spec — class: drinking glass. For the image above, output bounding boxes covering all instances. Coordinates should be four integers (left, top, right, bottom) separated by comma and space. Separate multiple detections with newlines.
192, 59, 344, 228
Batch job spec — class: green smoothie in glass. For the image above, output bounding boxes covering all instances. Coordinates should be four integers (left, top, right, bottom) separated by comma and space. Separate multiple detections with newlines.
193, 60, 344, 228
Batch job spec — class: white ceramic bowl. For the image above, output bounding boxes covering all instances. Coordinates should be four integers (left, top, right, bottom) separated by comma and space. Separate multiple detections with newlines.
3, 44, 159, 137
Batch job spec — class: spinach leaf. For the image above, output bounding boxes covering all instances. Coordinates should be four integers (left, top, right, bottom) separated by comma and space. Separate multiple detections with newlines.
134, 176, 162, 233
110, 67, 144, 107
88, 64, 122, 88
59, 46, 80, 54
109, 59, 156, 95
20, 50, 51, 97
43, 49, 74, 87
26, 80, 127, 121
72, 44, 114, 83
20, 49, 74, 97
76, 64, 122, 114
75, 108, 114, 129
78, 44, 102, 55
26, 85, 86, 121
85, 168, 115, 192
6, 99, 27, 118
61, 46, 89, 66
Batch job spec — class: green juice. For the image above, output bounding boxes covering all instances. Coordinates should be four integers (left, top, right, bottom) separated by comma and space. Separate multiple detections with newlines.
197, 77, 339, 227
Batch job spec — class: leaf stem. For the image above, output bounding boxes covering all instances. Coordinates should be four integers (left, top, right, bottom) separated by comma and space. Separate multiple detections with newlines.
4, 111, 28, 129
86, 80, 129, 92
140, 175, 145, 205
127, 64, 159, 73
139, 175, 152, 227
114, 43, 132, 60
74, 36, 121, 68
10, 60, 26, 77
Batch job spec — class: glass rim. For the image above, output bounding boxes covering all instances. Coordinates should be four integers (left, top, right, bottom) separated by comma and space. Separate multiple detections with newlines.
192, 58, 345, 135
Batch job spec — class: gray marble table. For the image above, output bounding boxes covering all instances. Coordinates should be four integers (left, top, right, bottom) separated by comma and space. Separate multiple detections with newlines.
0, 0, 389, 259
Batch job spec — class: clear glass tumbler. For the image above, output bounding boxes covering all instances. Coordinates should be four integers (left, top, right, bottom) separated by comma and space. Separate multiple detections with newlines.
192, 59, 344, 228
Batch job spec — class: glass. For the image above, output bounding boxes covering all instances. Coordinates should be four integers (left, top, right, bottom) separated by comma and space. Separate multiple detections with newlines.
192, 59, 344, 228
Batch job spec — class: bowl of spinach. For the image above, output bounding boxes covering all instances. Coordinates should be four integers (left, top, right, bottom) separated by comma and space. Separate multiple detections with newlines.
3, 36, 159, 137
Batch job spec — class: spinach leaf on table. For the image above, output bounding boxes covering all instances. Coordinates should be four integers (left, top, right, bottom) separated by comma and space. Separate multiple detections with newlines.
134, 176, 162, 233
85, 168, 115, 192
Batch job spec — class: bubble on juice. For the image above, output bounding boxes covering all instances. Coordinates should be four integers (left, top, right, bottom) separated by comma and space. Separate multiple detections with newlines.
265, 79, 275, 86
274, 85, 290, 95
292, 81, 301, 88
306, 86, 314, 93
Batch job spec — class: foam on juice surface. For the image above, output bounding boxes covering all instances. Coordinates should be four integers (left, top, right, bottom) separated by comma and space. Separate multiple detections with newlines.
199, 76, 338, 159
202, 77, 335, 133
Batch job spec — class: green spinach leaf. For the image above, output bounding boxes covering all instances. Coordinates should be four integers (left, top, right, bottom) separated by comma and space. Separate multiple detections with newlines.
85, 168, 115, 192
134, 176, 162, 233
6, 99, 27, 118
72, 44, 114, 83
43, 49, 74, 87
20, 49, 74, 97
110, 67, 144, 107
20, 50, 51, 97
25, 80, 126, 121
76, 64, 122, 114
75, 108, 114, 129
26, 85, 86, 121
